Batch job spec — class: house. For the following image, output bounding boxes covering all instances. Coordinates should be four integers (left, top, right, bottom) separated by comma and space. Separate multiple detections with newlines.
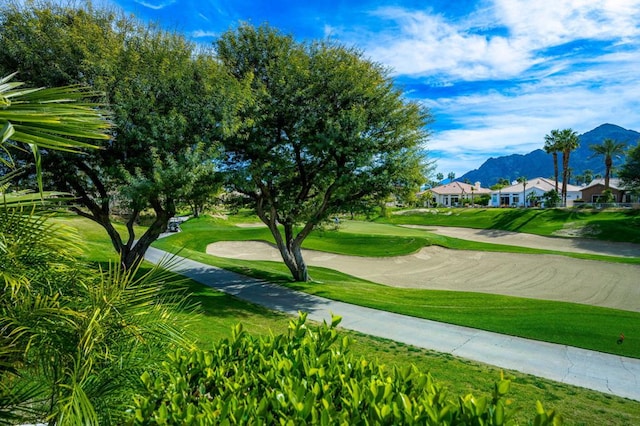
428, 181, 491, 207
489, 177, 582, 207
580, 178, 634, 203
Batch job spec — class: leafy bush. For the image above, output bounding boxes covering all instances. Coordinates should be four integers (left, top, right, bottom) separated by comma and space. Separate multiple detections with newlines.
129, 314, 561, 425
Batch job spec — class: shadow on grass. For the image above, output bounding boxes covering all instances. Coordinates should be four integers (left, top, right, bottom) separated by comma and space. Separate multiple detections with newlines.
148, 257, 334, 324
490, 208, 546, 231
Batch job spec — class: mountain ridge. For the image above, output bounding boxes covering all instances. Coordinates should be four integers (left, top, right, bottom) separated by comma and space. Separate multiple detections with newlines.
458, 124, 640, 187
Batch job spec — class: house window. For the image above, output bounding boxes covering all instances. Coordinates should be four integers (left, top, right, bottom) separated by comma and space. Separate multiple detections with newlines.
512, 195, 519, 204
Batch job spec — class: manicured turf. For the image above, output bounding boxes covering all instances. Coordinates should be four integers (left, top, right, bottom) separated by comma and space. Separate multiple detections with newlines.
59, 214, 640, 425
379, 207, 640, 243
152, 215, 640, 359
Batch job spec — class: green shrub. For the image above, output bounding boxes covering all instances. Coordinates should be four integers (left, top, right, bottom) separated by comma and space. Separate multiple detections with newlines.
128, 314, 561, 425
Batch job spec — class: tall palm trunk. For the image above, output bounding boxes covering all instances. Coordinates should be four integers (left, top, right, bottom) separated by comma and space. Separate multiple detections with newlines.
552, 152, 559, 192
604, 156, 612, 190
562, 150, 570, 205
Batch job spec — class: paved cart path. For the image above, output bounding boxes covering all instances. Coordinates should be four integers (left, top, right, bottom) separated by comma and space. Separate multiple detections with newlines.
145, 246, 640, 402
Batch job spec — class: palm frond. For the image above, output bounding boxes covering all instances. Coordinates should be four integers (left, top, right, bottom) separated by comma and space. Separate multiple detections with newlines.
0, 76, 111, 151
1, 73, 112, 196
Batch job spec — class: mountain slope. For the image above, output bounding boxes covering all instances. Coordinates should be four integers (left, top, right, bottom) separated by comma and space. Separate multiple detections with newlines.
459, 124, 640, 187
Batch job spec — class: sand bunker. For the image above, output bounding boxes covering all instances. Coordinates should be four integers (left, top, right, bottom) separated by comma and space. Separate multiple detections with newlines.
206, 235, 640, 312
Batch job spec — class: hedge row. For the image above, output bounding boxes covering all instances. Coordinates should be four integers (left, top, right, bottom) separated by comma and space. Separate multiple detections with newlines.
128, 313, 560, 425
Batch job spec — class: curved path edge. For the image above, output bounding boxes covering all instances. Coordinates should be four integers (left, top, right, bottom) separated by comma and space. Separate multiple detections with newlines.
145, 247, 640, 402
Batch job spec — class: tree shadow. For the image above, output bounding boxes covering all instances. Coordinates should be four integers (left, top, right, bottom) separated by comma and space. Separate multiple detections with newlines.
162, 257, 337, 322
490, 209, 545, 232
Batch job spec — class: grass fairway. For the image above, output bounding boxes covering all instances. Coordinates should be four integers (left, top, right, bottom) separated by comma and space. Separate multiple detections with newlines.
379, 207, 640, 243
152, 215, 640, 358
58, 214, 640, 424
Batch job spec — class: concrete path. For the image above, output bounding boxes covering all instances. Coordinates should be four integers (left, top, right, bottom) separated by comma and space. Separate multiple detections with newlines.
145, 247, 640, 402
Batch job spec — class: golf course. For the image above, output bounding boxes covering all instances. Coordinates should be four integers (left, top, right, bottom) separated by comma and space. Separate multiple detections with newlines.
147, 208, 640, 358
58, 207, 640, 424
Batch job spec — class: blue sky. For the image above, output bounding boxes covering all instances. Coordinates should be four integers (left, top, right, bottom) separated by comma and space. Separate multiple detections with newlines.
103, 0, 640, 178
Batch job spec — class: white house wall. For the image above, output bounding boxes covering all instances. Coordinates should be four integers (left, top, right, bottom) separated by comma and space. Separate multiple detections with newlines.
490, 188, 580, 207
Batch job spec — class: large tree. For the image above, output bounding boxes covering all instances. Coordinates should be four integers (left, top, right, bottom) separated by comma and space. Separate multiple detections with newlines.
619, 142, 640, 194
543, 130, 562, 192
590, 138, 626, 190
217, 24, 430, 281
1, 75, 193, 425
517, 176, 528, 207
0, 2, 231, 269
551, 128, 580, 205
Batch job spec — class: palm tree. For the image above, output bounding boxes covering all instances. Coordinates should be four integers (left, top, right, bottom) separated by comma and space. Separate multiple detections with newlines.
555, 129, 580, 205
517, 176, 527, 207
0, 73, 110, 189
1, 74, 194, 424
470, 184, 475, 207
544, 130, 562, 192
583, 169, 594, 185
590, 138, 626, 190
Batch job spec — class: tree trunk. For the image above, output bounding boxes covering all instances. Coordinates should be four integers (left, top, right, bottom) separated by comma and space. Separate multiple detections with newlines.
280, 240, 309, 282
263, 221, 311, 282
562, 150, 570, 205
552, 152, 559, 192
122, 215, 169, 270
605, 156, 612, 190
72, 193, 173, 271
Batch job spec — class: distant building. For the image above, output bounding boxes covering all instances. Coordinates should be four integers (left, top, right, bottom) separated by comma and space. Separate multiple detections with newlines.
580, 178, 634, 203
427, 181, 491, 207
489, 177, 582, 207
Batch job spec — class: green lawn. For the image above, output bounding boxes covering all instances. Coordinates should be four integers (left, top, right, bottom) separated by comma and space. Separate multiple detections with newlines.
379, 207, 640, 243
151, 215, 640, 358
57, 214, 640, 425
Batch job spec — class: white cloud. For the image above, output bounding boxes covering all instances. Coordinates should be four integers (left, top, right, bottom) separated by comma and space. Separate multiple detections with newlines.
133, 0, 177, 10
192, 29, 218, 38
350, 1, 640, 177
495, 0, 640, 45
363, 8, 534, 80
427, 78, 640, 177
356, 1, 640, 82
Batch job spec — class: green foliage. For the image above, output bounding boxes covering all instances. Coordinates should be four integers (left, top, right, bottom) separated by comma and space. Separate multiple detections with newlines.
544, 129, 579, 204
620, 142, 640, 193
217, 23, 430, 281
130, 314, 560, 425
589, 138, 627, 189
0, 208, 197, 424
542, 190, 560, 208
0, 2, 234, 268
0, 71, 194, 424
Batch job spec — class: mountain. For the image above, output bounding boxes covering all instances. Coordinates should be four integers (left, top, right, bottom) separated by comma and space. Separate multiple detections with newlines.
458, 124, 640, 187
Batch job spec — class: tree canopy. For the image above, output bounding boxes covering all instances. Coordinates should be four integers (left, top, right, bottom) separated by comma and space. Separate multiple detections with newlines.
543, 130, 561, 193
217, 24, 430, 281
0, 2, 234, 268
619, 142, 640, 193
1, 74, 194, 425
544, 129, 579, 205
590, 138, 626, 190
